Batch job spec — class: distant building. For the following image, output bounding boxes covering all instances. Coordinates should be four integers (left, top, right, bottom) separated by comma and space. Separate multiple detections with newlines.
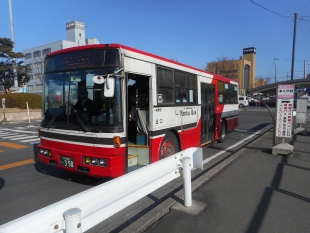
207, 47, 256, 95
23, 21, 99, 93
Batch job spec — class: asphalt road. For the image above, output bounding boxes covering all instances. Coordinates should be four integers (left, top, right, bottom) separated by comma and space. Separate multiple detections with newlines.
0, 109, 275, 232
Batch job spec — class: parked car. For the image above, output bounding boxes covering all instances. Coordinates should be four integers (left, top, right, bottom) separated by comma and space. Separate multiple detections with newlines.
238, 96, 249, 108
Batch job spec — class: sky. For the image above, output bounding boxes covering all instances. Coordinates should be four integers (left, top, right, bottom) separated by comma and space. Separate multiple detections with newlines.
1, 0, 310, 83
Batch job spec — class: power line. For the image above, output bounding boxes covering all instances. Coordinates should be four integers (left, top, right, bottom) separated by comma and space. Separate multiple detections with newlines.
249, 0, 310, 22
249, 0, 292, 18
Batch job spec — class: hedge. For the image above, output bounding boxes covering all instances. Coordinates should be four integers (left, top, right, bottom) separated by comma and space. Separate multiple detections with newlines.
0, 93, 42, 109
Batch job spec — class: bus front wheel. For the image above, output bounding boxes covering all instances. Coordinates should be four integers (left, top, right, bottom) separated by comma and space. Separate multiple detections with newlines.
160, 132, 179, 159
218, 121, 226, 143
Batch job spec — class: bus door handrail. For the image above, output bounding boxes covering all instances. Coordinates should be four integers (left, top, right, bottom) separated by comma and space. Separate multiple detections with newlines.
136, 108, 149, 145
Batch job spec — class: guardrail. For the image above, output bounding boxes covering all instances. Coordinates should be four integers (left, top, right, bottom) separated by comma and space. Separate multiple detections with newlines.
0, 147, 203, 233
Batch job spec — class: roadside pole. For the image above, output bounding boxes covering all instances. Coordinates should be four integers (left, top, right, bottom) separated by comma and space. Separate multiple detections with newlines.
1, 98, 8, 125
26, 101, 33, 127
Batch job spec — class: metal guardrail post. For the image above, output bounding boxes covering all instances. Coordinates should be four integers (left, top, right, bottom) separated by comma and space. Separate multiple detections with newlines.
182, 157, 192, 207
64, 208, 82, 233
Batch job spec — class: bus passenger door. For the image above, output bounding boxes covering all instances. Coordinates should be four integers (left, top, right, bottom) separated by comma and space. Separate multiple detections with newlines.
200, 83, 215, 145
127, 73, 150, 172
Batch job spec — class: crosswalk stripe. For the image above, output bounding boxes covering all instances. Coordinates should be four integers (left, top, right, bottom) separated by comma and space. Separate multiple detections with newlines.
1, 134, 28, 139
0, 132, 18, 136
10, 135, 39, 140
20, 138, 40, 143
0, 129, 38, 134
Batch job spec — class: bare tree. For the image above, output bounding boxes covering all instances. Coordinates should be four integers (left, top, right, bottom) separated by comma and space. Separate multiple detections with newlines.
206, 56, 237, 80
31, 56, 45, 84
254, 76, 271, 87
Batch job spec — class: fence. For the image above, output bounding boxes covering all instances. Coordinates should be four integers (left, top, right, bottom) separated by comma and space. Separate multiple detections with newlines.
0, 147, 202, 233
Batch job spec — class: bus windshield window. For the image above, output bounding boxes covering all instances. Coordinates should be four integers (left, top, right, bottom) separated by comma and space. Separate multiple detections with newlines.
42, 68, 123, 132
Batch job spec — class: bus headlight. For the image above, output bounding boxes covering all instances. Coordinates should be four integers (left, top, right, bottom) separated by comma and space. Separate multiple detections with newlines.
99, 159, 107, 166
83, 157, 107, 167
91, 158, 99, 165
39, 148, 52, 157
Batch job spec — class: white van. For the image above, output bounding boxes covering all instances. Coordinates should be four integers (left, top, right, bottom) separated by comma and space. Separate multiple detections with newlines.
238, 95, 249, 108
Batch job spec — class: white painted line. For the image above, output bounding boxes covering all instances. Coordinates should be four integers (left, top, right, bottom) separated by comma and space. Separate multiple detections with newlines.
1, 134, 27, 139
0, 132, 16, 136
0, 128, 38, 134
202, 131, 261, 165
10, 135, 39, 140
20, 138, 40, 142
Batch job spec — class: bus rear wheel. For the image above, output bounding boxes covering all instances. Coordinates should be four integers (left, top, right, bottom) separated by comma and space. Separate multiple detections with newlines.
160, 132, 179, 159
218, 120, 226, 143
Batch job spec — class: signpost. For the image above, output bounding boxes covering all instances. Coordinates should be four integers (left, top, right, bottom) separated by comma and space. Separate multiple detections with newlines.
275, 84, 294, 139
294, 89, 308, 135
273, 84, 295, 156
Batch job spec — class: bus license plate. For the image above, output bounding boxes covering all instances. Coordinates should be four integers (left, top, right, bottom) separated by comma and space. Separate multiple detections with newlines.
60, 156, 74, 168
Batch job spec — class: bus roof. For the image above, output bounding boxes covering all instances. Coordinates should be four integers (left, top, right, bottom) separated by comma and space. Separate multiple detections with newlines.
46, 43, 237, 85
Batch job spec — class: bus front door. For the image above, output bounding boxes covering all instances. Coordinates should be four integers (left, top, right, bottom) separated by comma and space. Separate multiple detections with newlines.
200, 83, 215, 145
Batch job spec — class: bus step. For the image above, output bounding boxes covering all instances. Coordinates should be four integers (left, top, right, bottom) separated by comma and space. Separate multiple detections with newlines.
128, 154, 138, 167
128, 144, 150, 166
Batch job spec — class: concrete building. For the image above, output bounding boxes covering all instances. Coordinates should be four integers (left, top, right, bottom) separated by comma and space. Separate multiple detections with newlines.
207, 47, 256, 95
23, 21, 99, 93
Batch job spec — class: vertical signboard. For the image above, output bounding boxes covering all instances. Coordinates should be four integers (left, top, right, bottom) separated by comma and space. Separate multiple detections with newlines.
276, 84, 294, 138
296, 90, 308, 124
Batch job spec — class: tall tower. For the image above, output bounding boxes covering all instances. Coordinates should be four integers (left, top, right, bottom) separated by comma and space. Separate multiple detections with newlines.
243, 47, 256, 89
66, 21, 85, 46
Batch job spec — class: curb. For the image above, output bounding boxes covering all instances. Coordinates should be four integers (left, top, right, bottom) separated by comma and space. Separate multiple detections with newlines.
122, 125, 273, 233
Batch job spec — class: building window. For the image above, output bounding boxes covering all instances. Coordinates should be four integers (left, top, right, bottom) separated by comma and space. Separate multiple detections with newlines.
42, 48, 51, 56
25, 53, 32, 59
244, 65, 250, 91
33, 50, 41, 58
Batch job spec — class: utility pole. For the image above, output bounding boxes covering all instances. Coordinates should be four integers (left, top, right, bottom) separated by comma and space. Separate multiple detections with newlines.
291, 13, 298, 81
304, 60, 306, 79
274, 58, 278, 83
8, 0, 19, 92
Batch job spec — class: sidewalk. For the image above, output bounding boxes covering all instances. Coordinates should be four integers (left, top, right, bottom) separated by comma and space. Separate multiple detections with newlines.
142, 119, 310, 232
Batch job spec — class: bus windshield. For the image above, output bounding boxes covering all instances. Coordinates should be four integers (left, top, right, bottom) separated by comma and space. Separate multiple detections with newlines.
41, 68, 123, 133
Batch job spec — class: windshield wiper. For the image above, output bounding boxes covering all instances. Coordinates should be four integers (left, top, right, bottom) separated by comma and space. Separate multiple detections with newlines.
71, 107, 89, 132
46, 108, 62, 128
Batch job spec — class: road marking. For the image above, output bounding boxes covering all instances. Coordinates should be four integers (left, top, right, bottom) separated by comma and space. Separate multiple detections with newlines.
0, 159, 35, 171
0, 132, 16, 136
1, 134, 28, 139
10, 135, 38, 140
203, 130, 261, 165
21, 138, 40, 143
0, 128, 38, 134
0, 142, 28, 149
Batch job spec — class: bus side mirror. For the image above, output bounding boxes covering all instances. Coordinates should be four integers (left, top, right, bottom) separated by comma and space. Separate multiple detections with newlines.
104, 77, 115, 97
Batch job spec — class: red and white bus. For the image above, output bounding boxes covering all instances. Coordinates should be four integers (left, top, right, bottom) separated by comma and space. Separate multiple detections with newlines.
37, 44, 238, 178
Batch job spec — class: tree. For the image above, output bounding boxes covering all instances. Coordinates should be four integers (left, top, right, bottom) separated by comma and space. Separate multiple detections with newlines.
254, 76, 271, 87
0, 37, 31, 91
30, 56, 45, 84
206, 56, 237, 80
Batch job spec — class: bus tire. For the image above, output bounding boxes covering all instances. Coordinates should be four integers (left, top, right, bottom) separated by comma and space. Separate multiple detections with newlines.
218, 120, 226, 143
160, 131, 179, 159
